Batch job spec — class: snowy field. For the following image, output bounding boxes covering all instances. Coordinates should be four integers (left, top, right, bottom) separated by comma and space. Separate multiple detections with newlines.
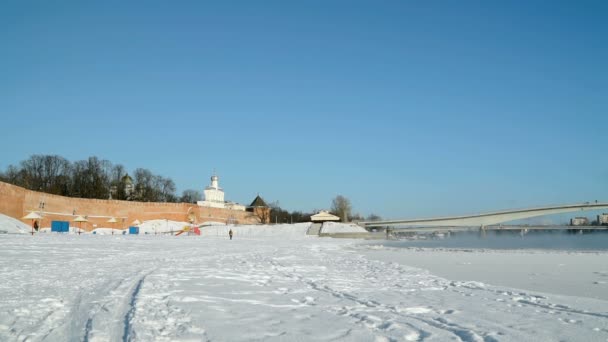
1, 226, 608, 341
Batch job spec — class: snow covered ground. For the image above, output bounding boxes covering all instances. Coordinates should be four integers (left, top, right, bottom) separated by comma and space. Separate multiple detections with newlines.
199, 222, 311, 238
1, 232, 607, 341
320, 222, 368, 234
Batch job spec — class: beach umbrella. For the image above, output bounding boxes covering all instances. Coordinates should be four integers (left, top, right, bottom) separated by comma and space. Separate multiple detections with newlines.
23, 212, 43, 236
73, 216, 88, 235
107, 217, 117, 235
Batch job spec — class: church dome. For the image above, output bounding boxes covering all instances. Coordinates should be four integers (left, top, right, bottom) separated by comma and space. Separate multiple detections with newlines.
121, 174, 133, 184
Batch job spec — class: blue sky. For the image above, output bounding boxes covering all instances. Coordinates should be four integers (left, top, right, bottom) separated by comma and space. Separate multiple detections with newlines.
1, 1, 607, 220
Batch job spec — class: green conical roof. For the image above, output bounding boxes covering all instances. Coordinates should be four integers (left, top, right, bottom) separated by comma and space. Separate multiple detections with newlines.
122, 174, 133, 183
249, 195, 268, 207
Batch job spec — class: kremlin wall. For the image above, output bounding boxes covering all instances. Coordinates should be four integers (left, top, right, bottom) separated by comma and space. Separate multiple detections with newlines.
0, 181, 266, 231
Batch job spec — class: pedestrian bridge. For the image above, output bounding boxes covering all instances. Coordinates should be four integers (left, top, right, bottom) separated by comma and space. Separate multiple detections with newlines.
361, 202, 608, 228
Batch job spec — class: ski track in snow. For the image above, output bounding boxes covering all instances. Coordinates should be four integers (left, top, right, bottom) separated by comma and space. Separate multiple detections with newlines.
0, 235, 607, 341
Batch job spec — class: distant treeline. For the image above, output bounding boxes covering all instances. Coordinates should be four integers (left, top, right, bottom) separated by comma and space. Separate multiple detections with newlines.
267, 202, 314, 224
0, 154, 201, 203
268, 196, 382, 224
1, 155, 384, 222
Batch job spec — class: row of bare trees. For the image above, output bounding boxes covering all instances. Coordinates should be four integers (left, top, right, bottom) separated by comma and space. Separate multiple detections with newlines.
266, 196, 382, 223
0, 154, 201, 203
331, 195, 382, 222
268, 201, 315, 224
1, 156, 384, 219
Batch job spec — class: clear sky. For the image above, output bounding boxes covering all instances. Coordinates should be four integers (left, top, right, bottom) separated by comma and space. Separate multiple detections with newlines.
1, 1, 607, 220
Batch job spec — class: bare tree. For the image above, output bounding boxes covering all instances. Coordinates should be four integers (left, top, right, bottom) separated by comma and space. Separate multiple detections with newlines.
180, 189, 202, 203
109, 164, 128, 199
3, 155, 72, 196
133, 168, 155, 201
257, 207, 271, 224
0, 165, 24, 186
19, 154, 46, 191
349, 212, 364, 221
132, 168, 177, 202
71, 157, 111, 199
1, 154, 179, 202
42, 155, 70, 194
366, 213, 382, 221
157, 177, 176, 202
331, 195, 352, 222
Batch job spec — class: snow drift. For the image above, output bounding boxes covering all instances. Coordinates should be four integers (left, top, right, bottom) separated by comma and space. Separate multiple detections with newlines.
0, 213, 29, 234
320, 222, 368, 234
138, 219, 192, 235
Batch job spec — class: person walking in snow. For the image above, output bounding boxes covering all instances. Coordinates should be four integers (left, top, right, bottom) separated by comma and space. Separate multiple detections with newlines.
229, 229, 233, 240
33, 220, 39, 232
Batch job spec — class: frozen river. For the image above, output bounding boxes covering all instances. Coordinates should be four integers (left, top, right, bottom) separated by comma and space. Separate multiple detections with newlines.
1, 233, 607, 341
383, 230, 608, 251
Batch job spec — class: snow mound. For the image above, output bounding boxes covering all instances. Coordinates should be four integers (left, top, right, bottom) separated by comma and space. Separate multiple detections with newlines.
320, 222, 368, 234
139, 220, 192, 235
0, 213, 30, 234
200, 223, 312, 239
91, 227, 128, 235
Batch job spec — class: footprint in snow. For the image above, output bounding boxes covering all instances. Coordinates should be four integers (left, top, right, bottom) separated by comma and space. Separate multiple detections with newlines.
397, 307, 432, 314
439, 309, 456, 314
291, 296, 316, 305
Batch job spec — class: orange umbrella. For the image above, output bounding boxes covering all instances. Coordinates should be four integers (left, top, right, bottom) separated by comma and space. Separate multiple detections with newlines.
73, 216, 88, 235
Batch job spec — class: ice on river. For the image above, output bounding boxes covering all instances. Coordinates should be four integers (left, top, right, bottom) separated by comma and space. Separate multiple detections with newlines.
1, 231, 607, 341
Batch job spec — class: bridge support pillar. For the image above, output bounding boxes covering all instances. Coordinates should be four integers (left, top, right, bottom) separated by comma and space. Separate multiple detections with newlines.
479, 225, 487, 238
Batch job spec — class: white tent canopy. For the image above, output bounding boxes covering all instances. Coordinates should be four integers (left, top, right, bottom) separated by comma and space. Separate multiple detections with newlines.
310, 211, 340, 222
73, 216, 88, 222
22, 212, 43, 220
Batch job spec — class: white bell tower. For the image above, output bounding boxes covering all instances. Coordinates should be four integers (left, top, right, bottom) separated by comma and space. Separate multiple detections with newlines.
210, 175, 219, 189
199, 172, 225, 207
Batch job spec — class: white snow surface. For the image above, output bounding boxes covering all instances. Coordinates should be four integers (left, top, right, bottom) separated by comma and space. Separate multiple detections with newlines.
1, 220, 607, 341
320, 222, 368, 234
200, 222, 312, 238
38, 227, 87, 234
137, 220, 313, 238
91, 227, 128, 235
0, 214, 29, 234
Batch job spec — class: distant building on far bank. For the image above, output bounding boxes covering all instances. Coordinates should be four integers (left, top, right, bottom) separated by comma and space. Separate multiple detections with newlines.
197, 174, 246, 211
570, 217, 589, 226
310, 210, 340, 223
195, 174, 271, 223
598, 213, 608, 226
248, 195, 270, 224
109, 174, 134, 200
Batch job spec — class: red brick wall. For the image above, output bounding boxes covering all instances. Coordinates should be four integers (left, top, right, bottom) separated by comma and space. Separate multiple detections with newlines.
0, 181, 261, 230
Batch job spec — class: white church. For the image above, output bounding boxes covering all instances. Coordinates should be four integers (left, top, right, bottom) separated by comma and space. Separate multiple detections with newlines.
197, 174, 246, 211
